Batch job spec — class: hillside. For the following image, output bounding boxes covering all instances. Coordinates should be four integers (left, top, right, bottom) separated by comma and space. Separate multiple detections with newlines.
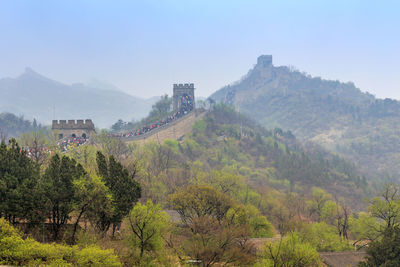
0, 68, 156, 128
211, 55, 400, 179
0, 112, 46, 138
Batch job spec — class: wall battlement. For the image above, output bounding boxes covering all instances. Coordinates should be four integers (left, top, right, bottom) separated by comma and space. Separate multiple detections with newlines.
52, 119, 95, 130
257, 55, 273, 67
173, 83, 195, 111
173, 83, 195, 89
52, 119, 95, 140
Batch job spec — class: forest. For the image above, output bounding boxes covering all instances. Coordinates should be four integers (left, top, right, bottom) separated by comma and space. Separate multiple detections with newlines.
1, 104, 400, 266
210, 58, 400, 180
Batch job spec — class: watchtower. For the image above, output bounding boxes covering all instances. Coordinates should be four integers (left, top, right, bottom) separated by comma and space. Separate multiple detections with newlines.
173, 83, 195, 112
52, 119, 95, 140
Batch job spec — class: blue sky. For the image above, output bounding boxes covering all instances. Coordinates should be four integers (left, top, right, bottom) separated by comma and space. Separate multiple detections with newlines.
0, 0, 399, 98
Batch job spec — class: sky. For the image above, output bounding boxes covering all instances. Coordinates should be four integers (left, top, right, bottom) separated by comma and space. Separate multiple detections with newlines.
0, 0, 399, 99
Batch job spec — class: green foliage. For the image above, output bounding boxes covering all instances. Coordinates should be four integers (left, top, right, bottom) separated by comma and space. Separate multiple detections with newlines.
170, 185, 233, 224
256, 232, 323, 267
349, 212, 380, 242
0, 139, 42, 224
0, 218, 121, 266
96, 151, 141, 232
181, 216, 256, 267
298, 222, 352, 252
360, 226, 400, 267
127, 200, 170, 258
42, 154, 86, 240
72, 174, 114, 240
367, 184, 400, 229
226, 204, 274, 238
149, 94, 172, 119
0, 112, 44, 138
211, 60, 400, 180
350, 184, 400, 244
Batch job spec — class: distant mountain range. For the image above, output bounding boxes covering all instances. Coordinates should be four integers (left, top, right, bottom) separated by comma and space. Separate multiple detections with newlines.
211, 55, 400, 179
0, 68, 158, 128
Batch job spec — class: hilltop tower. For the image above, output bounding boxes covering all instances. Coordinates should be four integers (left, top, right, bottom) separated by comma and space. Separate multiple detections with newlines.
52, 119, 95, 140
257, 55, 273, 67
173, 83, 195, 112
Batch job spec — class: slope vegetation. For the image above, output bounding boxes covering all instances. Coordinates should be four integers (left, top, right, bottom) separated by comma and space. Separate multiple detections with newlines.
211, 55, 400, 179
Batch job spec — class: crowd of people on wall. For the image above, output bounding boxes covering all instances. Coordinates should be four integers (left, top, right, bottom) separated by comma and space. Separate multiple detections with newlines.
22, 145, 52, 158
21, 137, 89, 159
111, 95, 194, 138
57, 137, 88, 152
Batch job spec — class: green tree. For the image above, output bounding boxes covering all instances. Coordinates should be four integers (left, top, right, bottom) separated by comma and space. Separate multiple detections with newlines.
127, 200, 170, 258
18, 130, 49, 166
96, 151, 141, 234
257, 232, 323, 267
306, 187, 332, 221
0, 139, 42, 225
299, 222, 352, 252
181, 215, 255, 267
226, 204, 274, 238
42, 154, 86, 240
360, 226, 400, 267
367, 184, 400, 230
111, 119, 126, 132
149, 94, 172, 118
71, 174, 114, 241
170, 185, 233, 224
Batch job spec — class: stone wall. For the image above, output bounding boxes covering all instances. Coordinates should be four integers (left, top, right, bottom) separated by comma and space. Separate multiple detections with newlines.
173, 83, 195, 111
52, 119, 95, 139
125, 110, 207, 145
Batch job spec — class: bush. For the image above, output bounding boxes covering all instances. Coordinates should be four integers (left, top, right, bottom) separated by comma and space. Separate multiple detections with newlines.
299, 222, 352, 252
0, 218, 121, 266
256, 232, 323, 267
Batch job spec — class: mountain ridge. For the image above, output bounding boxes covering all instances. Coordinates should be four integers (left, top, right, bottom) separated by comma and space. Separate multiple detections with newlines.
211, 55, 400, 179
0, 68, 157, 128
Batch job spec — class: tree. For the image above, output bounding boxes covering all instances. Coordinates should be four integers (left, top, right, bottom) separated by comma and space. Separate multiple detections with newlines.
169, 185, 233, 225
0, 139, 42, 225
149, 94, 172, 118
306, 187, 332, 221
169, 185, 256, 266
95, 130, 130, 161
299, 222, 351, 252
71, 174, 113, 242
96, 151, 141, 234
111, 119, 126, 132
180, 216, 255, 267
368, 184, 400, 230
257, 232, 323, 267
42, 154, 86, 240
360, 226, 400, 267
127, 200, 170, 258
226, 204, 274, 238
18, 130, 49, 166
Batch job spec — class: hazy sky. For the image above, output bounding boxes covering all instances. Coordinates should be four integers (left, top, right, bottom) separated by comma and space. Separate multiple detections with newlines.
1, 0, 399, 99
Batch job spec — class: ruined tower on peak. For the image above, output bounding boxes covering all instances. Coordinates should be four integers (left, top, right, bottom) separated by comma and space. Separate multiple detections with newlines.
173, 83, 195, 113
257, 55, 273, 67
52, 119, 96, 140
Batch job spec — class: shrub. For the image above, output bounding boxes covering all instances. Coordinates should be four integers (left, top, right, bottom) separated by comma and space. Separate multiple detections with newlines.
0, 218, 121, 266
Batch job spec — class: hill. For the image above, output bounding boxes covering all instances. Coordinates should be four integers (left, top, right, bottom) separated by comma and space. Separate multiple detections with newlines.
0, 112, 46, 138
210, 55, 400, 179
0, 68, 157, 128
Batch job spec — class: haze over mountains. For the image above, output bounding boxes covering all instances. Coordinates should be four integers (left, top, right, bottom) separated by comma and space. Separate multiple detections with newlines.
0, 68, 157, 128
211, 55, 400, 179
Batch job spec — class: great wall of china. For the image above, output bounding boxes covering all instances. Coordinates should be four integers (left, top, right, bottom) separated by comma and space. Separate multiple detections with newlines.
124, 109, 208, 145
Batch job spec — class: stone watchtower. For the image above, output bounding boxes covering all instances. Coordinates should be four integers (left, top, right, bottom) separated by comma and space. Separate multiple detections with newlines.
52, 119, 95, 140
173, 83, 195, 112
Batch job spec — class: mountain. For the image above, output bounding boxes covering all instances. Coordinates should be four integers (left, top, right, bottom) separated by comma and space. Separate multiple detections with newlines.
0, 68, 157, 128
211, 55, 400, 179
